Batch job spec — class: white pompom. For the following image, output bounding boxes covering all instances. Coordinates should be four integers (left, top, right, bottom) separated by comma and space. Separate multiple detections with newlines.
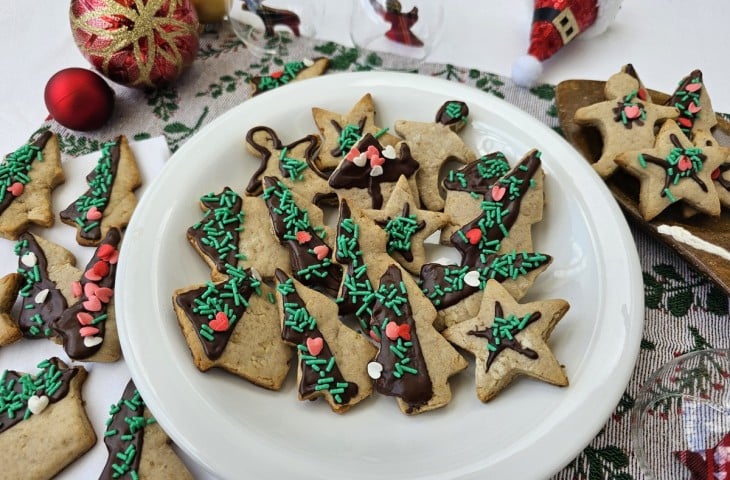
512, 55, 543, 88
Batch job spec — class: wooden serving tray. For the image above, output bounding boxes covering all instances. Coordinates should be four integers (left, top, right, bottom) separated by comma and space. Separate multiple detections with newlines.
555, 79, 730, 295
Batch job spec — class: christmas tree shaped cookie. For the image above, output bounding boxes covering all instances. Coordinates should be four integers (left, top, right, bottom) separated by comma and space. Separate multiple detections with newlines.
275, 270, 377, 413
394, 100, 478, 211
263, 176, 342, 296
363, 175, 449, 274
245, 126, 335, 205
665, 69, 716, 137
172, 265, 293, 390
615, 121, 725, 220
0, 131, 64, 240
249, 57, 330, 96
442, 280, 569, 402
186, 187, 289, 281
60, 135, 141, 246
312, 93, 399, 171
368, 264, 467, 415
574, 64, 678, 178
420, 150, 551, 329
0, 273, 22, 346
100, 380, 193, 480
0, 358, 95, 479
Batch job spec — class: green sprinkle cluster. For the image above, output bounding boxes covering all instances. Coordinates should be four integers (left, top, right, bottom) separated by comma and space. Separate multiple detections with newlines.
0, 359, 68, 428
375, 281, 419, 377
673, 76, 702, 135
256, 61, 307, 91
444, 153, 509, 190
484, 313, 535, 353
279, 146, 309, 181
69, 140, 118, 233
335, 217, 376, 330
191, 189, 246, 264
444, 102, 467, 123
0, 140, 43, 204
104, 388, 155, 479
337, 123, 363, 154
14, 238, 54, 337
382, 211, 423, 256
639, 146, 706, 203
619, 90, 647, 125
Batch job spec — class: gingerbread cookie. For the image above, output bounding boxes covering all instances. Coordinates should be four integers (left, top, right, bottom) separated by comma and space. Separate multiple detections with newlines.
328, 133, 420, 210
368, 264, 467, 415
186, 187, 290, 281
442, 279, 569, 402
275, 270, 377, 413
312, 93, 400, 171
420, 149, 551, 330
100, 380, 193, 480
393, 100, 477, 211
53, 228, 122, 362
0, 358, 95, 480
441, 151, 511, 243
665, 69, 717, 138
0, 131, 64, 240
0, 273, 22, 346
615, 121, 725, 220
249, 57, 330, 96
245, 126, 335, 205
574, 64, 679, 178
173, 266, 293, 390
362, 175, 449, 274
60, 135, 141, 246
263, 176, 342, 296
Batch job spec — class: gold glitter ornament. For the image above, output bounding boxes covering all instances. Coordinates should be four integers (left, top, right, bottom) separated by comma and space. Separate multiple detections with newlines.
70, 0, 200, 89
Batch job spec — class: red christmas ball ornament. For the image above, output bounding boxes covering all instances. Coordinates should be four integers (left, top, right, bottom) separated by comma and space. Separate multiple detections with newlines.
44, 68, 115, 131
69, 0, 200, 89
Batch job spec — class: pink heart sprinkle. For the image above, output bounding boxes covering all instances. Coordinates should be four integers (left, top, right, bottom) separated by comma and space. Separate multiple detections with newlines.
688, 102, 701, 114
296, 231, 312, 244
685, 82, 702, 93
7, 182, 24, 197
83, 296, 102, 312
365, 145, 380, 159
677, 155, 693, 172
86, 206, 102, 221
385, 322, 411, 341
71, 281, 83, 298
76, 312, 94, 325
491, 184, 506, 202
84, 282, 99, 298
624, 105, 641, 119
95, 287, 113, 303
345, 147, 361, 162
312, 245, 329, 260
209, 312, 229, 332
306, 336, 324, 356
92, 261, 110, 278
79, 326, 100, 337
84, 270, 102, 282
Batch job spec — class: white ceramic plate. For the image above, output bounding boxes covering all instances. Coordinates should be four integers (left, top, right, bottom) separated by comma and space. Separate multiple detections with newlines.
117, 72, 643, 480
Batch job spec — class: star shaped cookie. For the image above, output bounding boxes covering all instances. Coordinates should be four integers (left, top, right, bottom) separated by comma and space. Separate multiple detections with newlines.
363, 175, 449, 274
0, 272, 22, 346
442, 279, 569, 402
574, 64, 679, 178
615, 121, 725, 220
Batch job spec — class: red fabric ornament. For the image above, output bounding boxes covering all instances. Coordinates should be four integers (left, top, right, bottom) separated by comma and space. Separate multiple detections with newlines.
675, 431, 730, 480
44, 68, 115, 131
70, 0, 200, 89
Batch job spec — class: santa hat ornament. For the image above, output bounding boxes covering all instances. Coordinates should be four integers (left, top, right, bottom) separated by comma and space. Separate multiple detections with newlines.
512, 0, 623, 88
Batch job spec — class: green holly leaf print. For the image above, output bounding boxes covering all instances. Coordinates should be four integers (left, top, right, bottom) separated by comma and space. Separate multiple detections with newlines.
146, 87, 179, 121
57, 134, 102, 156
163, 107, 209, 152
653, 263, 683, 282
529, 84, 556, 101
641, 337, 656, 350
668, 289, 694, 317
706, 284, 729, 316
643, 272, 664, 309
132, 133, 151, 142
313, 41, 338, 56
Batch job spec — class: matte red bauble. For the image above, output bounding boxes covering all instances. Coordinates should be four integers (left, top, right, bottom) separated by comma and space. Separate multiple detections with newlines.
70, 0, 200, 89
44, 68, 115, 131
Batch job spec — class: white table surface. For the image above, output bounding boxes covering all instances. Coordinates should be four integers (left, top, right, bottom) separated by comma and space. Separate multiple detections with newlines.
1, 1, 729, 478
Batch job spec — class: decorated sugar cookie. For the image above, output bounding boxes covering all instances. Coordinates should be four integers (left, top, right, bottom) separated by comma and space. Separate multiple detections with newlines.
665, 69, 716, 137
615, 121, 725, 220
442, 279, 569, 402
60, 135, 141, 246
0, 273, 22, 346
574, 64, 679, 178
249, 57, 330, 96
369, 264, 467, 415
275, 270, 377, 413
394, 100, 478, 211
0, 358, 95, 479
0, 131, 64, 240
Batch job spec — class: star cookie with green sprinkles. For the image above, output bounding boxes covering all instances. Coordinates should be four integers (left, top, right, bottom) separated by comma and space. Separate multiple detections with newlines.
0, 272, 22, 346
275, 270, 377, 413
311, 93, 400, 171
442, 279, 569, 402
100, 380, 193, 480
665, 69, 717, 138
173, 266, 293, 390
0, 131, 64, 240
574, 64, 679, 178
363, 175, 449, 274
245, 126, 335, 205
0, 357, 96, 480
60, 135, 141, 246
393, 100, 478, 211
249, 57, 330, 97
615, 121, 725, 220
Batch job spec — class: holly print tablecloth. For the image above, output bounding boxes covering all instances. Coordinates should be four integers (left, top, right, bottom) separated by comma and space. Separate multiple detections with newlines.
35, 24, 729, 480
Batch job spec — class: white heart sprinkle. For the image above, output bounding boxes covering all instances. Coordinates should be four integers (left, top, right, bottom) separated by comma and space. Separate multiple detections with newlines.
250, 268, 262, 282
28, 395, 49, 415
21, 252, 37, 268
433, 257, 457, 266
34, 288, 50, 304
381, 145, 396, 160
84, 336, 103, 348
463, 270, 481, 287
370, 165, 384, 177
302, 58, 314, 67
367, 361, 383, 380
353, 152, 368, 167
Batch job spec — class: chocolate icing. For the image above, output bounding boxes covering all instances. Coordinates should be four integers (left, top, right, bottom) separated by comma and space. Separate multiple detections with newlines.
0, 131, 52, 214
435, 100, 469, 127
641, 133, 708, 196
442, 152, 510, 194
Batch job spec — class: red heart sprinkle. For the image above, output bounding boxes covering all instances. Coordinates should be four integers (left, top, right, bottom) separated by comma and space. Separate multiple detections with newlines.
92, 261, 110, 278
271, 70, 283, 79
491, 184, 506, 202
86, 206, 102, 221
84, 270, 102, 282
369, 155, 385, 168
296, 231, 312, 244
465, 228, 482, 245
637, 88, 648, 101
685, 82, 702, 92
624, 105, 641, 119
95, 287, 113, 304
385, 322, 411, 341
84, 282, 99, 299
677, 155, 693, 172
79, 326, 100, 337
83, 296, 102, 312
688, 102, 701, 114
345, 147, 361, 162
97, 244, 115, 261
7, 182, 24, 197
712, 168, 721, 181
306, 336, 324, 356
313, 245, 329, 260
71, 281, 83, 298
678, 117, 693, 127
209, 312, 230, 332
76, 312, 94, 325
